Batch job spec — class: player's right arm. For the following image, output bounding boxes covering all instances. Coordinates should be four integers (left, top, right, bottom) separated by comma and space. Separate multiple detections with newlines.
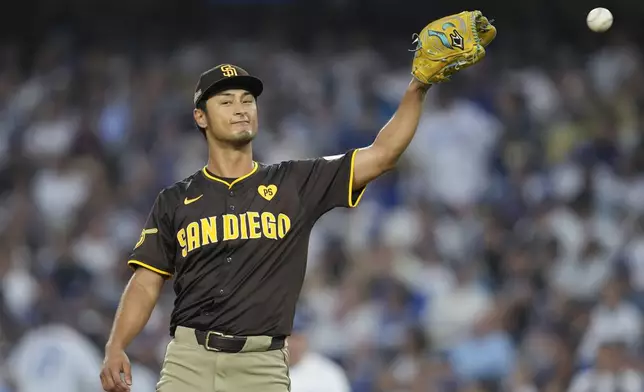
101, 269, 164, 392
101, 190, 176, 392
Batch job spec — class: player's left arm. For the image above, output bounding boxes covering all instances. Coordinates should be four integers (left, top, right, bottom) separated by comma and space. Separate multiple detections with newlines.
351, 78, 430, 190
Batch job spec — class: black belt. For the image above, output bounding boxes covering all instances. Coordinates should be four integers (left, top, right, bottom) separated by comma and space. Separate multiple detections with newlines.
194, 330, 286, 353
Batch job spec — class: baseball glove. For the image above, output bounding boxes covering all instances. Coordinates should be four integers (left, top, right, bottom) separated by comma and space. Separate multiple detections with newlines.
411, 10, 497, 85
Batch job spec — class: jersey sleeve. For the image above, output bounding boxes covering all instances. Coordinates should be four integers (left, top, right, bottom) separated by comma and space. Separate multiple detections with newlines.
127, 190, 176, 278
290, 149, 367, 219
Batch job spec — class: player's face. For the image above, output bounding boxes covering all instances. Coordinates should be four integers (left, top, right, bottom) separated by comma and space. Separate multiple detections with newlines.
200, 89, 258, 146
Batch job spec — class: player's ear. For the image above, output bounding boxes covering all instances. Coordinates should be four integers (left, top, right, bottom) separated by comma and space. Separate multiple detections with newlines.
193, 108, 208, 129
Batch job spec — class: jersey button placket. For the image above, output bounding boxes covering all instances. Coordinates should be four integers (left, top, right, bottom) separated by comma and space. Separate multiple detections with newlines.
228, 187, 235, 211
224, 189, 234, 297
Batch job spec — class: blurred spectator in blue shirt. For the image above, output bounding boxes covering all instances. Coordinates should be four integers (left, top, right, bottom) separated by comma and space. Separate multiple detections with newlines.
448, 307, 517, 383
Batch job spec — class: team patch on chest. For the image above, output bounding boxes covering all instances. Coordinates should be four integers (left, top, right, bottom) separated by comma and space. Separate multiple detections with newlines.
176, 211, 292, 257
257, 185, 277, 201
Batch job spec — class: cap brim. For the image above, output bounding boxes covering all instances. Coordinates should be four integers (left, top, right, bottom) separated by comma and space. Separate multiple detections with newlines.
199, 75, 263, 105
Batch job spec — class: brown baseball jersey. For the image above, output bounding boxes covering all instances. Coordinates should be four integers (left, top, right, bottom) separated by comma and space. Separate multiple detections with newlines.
127, 149, 366, 337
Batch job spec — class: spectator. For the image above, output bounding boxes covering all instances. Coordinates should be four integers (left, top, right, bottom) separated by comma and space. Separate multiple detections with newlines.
423, 263, 494, 351
406, 83, 501, 209
568, 341, 643, 392
448, 307, 516, 383
624, 216, 644, 306
577, 279, 643, 364
506, 361, 539, 392
377, 326, 429, 392
288, 311, 351, 392
6, 323, 104, 392
550, 239, 613, 301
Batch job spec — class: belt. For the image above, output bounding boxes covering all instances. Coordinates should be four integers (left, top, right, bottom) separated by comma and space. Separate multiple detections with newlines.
194, 330, 286, 353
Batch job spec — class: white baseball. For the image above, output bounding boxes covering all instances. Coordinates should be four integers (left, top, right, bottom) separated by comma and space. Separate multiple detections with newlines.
587, 7, 613, 32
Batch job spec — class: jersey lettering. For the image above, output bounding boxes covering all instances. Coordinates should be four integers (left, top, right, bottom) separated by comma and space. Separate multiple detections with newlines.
176, 211, 292, 257
200, 217, 218, 245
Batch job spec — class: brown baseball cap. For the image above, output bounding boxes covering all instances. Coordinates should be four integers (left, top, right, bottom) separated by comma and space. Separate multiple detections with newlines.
193, 64, 263, 107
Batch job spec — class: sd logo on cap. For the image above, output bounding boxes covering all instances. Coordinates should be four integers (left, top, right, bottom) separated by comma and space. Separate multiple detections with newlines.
193, 64, 263, 106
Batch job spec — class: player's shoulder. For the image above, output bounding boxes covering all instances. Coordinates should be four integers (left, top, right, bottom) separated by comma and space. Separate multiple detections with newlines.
154, 169, 205, 207
256, 159, 313, 183
261, 150, 355, 174
255, 158, 309, 179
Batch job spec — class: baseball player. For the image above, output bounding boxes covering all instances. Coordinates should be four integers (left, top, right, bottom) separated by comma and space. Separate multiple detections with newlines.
100, 12, 496, 392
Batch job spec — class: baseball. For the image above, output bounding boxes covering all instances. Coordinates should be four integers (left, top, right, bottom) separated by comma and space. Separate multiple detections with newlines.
586, 7, 613, 32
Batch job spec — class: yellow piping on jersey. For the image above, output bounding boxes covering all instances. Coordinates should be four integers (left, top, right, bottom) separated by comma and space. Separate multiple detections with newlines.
348, 149, 367, 207
201, 162, 259, 188
127, 259, 173, 278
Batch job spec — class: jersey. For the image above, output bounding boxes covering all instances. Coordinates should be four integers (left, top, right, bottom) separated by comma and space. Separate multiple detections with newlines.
127, 149, 366, 337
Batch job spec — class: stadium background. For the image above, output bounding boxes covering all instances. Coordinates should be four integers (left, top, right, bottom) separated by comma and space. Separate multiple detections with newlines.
2, 0, 644, 390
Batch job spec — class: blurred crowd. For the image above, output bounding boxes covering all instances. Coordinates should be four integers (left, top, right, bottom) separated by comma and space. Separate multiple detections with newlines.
2, 17, 644, 392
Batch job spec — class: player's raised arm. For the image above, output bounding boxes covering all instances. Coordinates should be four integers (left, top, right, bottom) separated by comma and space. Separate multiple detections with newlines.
351, 11, 497, 191
351, 79, 430, 190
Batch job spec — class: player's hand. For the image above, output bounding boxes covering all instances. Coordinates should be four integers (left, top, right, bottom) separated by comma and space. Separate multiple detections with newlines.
100, 347, 132, 392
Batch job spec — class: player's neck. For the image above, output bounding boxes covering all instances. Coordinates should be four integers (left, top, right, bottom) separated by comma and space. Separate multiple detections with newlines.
206, 146, 254, 179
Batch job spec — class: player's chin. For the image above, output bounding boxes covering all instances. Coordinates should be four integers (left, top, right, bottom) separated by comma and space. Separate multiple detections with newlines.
228, 129, 256, 145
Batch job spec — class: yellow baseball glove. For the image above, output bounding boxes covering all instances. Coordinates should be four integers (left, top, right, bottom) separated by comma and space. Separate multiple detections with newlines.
411, 10, 497, 84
